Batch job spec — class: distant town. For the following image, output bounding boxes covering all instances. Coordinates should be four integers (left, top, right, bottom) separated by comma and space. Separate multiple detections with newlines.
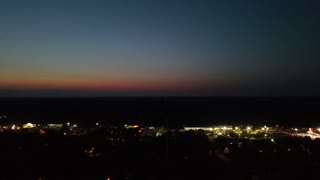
1, 113, 320, 179
1, 114, 319, 140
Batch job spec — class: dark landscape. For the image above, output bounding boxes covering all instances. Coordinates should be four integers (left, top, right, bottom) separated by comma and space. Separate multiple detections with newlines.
0, 97, 320, 179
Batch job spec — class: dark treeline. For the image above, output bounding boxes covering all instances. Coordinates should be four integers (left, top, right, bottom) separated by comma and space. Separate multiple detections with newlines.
0, 97, 320, 127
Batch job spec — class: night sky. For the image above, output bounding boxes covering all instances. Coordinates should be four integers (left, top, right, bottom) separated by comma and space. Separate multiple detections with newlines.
0, 0, 319, 96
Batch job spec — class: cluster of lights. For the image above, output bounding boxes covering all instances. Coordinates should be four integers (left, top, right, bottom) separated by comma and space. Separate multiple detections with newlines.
0, 125, 21, 131
124, 124, 139, 129
261, 125, 269, 131
0, 115, 7, 119
185, 126, 236, 131
23, 123, 37, 129
84, 147, 96, 157
221, 126, 232, 130
3, 122, 320, 142
66, 122, 78, 128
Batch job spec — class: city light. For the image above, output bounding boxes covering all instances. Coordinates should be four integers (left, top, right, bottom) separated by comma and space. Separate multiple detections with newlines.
39, 129, 46, 135
125, 124, 139, 129
185, 126, 211, 131
2, 122, 320, 140
47, 124, 63, 129
23, 123, 37, 129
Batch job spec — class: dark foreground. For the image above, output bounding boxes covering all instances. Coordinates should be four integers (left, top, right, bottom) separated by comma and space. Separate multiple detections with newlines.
1, 130, 320, 180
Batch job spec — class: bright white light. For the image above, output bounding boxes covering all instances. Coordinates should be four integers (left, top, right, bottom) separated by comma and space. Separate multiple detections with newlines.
235, 127, 239, 130
294, 128, 298, 131
271, 138, 275, 142
11, 125, 15, 130
317, 128, 320, 132
67, 122, 70, 126
96, 122, 99, 126
247, 127, 251, 130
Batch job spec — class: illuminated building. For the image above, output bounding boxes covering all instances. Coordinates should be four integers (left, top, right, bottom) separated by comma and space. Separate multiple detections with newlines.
184, 127, 213, 131
46, 124, 64, 130
23, 123, 37, 129
184, 125, 233, 131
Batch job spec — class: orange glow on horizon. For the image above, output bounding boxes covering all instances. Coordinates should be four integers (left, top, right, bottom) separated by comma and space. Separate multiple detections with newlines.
0, 74, 215, 92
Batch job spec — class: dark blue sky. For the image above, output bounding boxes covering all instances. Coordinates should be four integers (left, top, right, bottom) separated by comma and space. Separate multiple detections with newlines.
0, 0, 319, 96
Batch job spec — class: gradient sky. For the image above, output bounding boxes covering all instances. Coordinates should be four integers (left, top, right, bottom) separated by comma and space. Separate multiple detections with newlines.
0, 0, 320, 96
